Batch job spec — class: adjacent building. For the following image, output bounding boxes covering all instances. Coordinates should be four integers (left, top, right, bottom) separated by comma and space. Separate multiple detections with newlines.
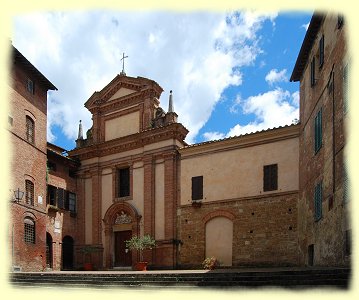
8, 45, 57, 271
290, 13, 350, 266
8, 11, 350, 271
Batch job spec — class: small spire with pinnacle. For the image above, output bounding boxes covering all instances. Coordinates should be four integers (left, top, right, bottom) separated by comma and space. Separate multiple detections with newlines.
168, 90, 174, 113
78, 120, 83, 140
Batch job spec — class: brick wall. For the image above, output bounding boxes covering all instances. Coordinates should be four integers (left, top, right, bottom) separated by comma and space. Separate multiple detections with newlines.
179, 192, 299, 268
297, 14, 350, 266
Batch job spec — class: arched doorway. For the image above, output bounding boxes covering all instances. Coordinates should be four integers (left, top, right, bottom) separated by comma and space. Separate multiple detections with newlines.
62, 236, 74, 270
46, 232, 53, 269
205, 217, 233, 266
103, 202, 141, 269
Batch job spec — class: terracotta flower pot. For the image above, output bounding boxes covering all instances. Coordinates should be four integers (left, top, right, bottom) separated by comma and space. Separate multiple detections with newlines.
135, 262, 148, 271
83, 262, 93, 271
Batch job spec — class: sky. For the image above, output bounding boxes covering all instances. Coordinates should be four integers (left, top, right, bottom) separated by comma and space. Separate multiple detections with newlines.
11, 10, 312, 150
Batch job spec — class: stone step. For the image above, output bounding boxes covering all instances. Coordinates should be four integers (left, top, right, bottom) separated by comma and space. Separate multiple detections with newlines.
9, 268, 351, 289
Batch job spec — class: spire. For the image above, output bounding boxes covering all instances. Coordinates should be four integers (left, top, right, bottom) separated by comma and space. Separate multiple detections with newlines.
78, 120, 83, 140
168, 90, 174, 113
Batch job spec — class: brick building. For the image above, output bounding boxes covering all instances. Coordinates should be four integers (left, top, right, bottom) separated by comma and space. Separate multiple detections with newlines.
290, 13, 350, 267
8, 45, 57, 271
8, 11, 350, 271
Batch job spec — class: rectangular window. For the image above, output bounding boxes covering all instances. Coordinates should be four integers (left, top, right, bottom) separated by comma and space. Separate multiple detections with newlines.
47, 185, 57, 206
319, 35, 324, 68
8, 115, 13, 126
47, 161, 57, 172
310, 57, 316, 87
314, 108, 323, 153
263, 164, 278, 192
26, 79, 35, 94
118, 167, 130, 198
25, 180, 34, 206
314, 181, 323, 221
68, 192, 77, 214
192, 176, 203, 201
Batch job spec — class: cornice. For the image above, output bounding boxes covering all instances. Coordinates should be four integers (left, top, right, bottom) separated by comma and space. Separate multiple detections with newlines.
68, 123, 188, 160
179, 124, 300, 158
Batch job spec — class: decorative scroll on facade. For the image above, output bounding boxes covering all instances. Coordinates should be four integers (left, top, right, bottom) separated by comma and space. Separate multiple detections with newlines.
114, 211, 132, 224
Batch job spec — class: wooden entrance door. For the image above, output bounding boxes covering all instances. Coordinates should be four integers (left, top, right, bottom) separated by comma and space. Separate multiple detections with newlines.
114, 230, 132, 267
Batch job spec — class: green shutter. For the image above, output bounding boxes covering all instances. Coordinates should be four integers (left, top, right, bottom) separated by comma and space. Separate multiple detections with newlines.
314, 108, 322, 153
343, 64, 349, 113
314, 182, 322, 221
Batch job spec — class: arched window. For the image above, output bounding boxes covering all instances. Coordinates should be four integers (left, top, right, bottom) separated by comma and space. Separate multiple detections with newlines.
24, 217, 35, 244
26, 116, 35, 144
25, 180, 34, 206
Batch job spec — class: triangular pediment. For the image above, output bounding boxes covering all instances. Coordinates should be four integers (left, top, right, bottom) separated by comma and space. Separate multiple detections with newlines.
108, 87, 136, 101
85, 74, 164, 110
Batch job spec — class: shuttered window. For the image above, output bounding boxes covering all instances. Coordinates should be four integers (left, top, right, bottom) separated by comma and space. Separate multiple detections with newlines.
314, 108, 323, 154
26, 116, 35, 144
68, 192, 77, 213
311, 57, 316, 87
319, 35, 325, 68
118, 167, 130, 197
192, 176, 203, 201
343, 63, 349, 113
25, 180, 34, 206
314, 181, 323, 221
57, 188, 65, 209
343, 163, 349, 203
263, 164, 278, 192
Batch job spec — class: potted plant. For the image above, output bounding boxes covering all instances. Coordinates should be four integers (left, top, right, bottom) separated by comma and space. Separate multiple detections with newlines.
125, 235, 156, 271
80, 245, 98, 271
202, 256, 220, 270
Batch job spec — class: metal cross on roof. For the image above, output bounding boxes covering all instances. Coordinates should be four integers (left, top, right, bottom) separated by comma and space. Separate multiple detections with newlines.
120, 52, 128, 76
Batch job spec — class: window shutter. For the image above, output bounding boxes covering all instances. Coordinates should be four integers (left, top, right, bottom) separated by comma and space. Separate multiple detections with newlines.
263, 164, 278, 191
314, 182, 322, 221
57, 188, 64, 209
343, 63, 349, 113
319, 35, 324, 67
192, 176, 203, 200
311, 57, 316, 86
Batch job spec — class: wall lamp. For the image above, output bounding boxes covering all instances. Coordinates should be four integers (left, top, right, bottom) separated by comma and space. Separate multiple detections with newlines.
13, 188, 24, 203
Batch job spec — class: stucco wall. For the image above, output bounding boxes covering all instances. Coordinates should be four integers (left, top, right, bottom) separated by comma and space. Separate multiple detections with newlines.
180, 138, 299, 205
104, 111, 139, 141
109, 87, 135, 101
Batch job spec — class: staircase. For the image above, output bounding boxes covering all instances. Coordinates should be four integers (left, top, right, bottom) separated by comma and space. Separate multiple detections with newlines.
9, 267, 351, 289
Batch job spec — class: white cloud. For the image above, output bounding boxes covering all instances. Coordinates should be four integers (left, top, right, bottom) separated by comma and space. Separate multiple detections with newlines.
302, 22, 310, 31
12, 10, 277, 146
202, 131, 226, 141
265, 68, 288, 85
203, 88, 299, 139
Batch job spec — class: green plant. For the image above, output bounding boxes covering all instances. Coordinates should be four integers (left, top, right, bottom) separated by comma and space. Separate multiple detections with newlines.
202, 256, 220, 270
125, 235, 156, 261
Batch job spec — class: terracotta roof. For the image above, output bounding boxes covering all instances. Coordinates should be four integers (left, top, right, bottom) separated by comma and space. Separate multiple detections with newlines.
181, 123, 299, 150
12, 45, 57, 91
290, 13, 324, 82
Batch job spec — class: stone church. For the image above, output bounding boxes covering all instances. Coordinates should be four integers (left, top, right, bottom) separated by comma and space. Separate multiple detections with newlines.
8, 12, 350, 271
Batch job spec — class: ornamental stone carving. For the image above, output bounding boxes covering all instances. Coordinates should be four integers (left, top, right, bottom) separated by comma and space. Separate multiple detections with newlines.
115, 211, 132, 224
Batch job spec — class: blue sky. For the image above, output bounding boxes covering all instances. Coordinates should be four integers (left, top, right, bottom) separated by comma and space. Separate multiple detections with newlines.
12, 10, 312, 150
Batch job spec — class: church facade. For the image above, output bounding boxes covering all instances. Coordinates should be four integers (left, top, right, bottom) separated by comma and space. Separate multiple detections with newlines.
8, 12, 350, 271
